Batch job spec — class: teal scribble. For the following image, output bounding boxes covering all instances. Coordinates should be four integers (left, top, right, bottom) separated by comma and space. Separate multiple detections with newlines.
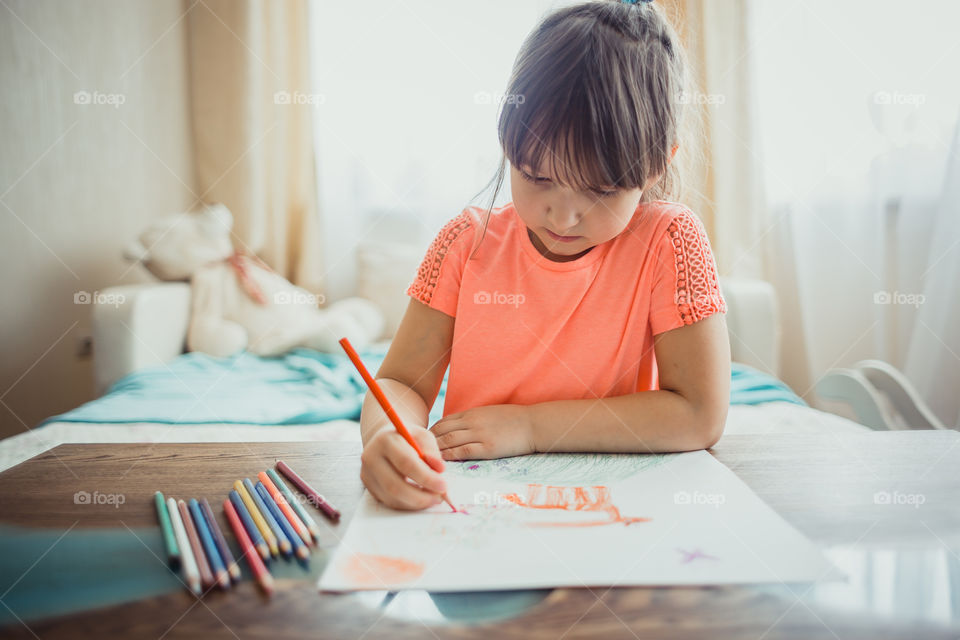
446, 452, 671, 484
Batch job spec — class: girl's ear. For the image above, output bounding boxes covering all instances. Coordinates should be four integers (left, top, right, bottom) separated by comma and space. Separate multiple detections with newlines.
670, 143, 679, 160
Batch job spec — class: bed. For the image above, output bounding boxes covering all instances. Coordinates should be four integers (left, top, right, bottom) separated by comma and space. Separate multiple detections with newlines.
0, 277, 869, 473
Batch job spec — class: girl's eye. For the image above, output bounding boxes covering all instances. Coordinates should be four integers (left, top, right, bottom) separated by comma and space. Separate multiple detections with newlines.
592, 188, 619, 198
520, 170, 550, 185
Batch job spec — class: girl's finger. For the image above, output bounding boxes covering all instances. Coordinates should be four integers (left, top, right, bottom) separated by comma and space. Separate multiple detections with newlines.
442, 442, 486, 461
387, 439, 447, 494
380, 457, 444, 510
434, 428, 479, 451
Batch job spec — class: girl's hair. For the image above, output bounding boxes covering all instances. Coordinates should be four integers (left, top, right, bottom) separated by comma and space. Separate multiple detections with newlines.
468, 0, 701, 257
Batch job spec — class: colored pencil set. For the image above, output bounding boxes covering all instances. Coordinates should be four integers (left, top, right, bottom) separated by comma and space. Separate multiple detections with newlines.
152, 460, 340, 597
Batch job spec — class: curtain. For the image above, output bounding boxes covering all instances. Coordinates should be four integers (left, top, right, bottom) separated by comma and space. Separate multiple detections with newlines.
185, 0, 324, 295
903, 116, 960, 429
663, 0, 768, 280
750, 0, 960, 421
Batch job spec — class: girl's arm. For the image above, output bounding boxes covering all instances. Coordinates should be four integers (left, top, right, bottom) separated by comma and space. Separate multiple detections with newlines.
360, 299, 454, 445
432, 314, 730, 458
526, 314, 731, 453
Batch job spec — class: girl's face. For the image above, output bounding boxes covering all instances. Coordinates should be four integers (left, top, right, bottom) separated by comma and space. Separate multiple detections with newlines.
510, 160, 657, 262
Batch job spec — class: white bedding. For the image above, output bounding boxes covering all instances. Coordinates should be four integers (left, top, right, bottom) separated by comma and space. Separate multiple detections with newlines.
0, 403, 867, 474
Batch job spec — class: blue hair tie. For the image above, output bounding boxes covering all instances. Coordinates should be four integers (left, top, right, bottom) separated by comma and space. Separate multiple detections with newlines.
622, 0, 653, 4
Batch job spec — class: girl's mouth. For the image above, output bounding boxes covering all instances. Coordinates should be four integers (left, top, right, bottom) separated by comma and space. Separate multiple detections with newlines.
545, 229, 582, 243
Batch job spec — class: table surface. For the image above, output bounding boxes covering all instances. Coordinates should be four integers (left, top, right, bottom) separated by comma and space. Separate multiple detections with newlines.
0, 431, 958, 639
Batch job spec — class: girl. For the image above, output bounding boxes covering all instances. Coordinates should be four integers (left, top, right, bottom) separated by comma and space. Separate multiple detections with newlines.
359, 0, 730, 510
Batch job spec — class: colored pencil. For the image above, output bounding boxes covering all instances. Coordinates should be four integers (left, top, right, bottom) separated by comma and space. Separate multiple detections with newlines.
243, 478, 292, 557
267, 467, 322, 543
234, 480, 279, 557
256, 481, 309, 563
338, 337, 456, 512
153, 491, 181, 570
229, 489, 270, 562
201, 497, 241, 581
276, 460, 342, 522
166, 496, 200, 594
178, 499, 214, 590
223, 499, 274, 596
258, 471, 311, 545
189, 498, 230, 589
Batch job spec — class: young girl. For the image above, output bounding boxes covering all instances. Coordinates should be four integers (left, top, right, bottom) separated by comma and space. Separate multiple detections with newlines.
359, 0, 730, 510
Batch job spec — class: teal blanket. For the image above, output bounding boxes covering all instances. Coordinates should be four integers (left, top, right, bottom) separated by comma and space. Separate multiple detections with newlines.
43, 347, 804, 428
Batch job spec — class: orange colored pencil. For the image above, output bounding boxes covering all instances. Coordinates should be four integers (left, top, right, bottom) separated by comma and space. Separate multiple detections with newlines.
178, 499, 214, 590
338, 337, 456, 512
223, 499, 274, 596
258, 471, 312, 546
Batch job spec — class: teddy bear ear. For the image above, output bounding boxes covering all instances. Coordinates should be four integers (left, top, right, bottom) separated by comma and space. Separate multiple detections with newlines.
123, 239, 150, 263
200, 203, 234, 235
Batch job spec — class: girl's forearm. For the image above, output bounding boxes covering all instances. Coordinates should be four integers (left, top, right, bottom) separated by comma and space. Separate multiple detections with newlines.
359, 378, 431, 446
526, 390, 726, 454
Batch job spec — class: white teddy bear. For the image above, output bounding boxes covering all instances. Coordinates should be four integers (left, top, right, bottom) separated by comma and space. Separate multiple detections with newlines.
123, 204, 384, 358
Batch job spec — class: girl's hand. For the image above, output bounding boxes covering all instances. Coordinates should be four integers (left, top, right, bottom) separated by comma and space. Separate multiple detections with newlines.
360, 424, 448, 510
431, 405, 536, 461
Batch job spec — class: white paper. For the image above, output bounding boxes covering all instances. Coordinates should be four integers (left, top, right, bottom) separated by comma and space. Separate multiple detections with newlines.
319, 450, 837, 591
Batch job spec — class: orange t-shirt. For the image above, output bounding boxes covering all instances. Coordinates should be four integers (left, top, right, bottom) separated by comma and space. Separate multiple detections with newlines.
406, 200, 726, 417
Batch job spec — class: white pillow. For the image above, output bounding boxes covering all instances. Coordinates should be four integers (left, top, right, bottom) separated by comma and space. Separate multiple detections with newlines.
356, 241, 424, 339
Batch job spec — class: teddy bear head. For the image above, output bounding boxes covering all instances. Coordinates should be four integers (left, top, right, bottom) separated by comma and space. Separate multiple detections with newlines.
124, 204, 235, 281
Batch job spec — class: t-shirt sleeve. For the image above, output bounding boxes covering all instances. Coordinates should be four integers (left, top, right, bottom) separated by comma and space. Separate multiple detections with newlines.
406, 210, 478, 318
649, 208, 727, 335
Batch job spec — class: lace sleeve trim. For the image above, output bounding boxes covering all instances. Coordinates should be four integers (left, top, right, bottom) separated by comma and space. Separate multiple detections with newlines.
408, 212, 474, 305
667, 212, 726, 325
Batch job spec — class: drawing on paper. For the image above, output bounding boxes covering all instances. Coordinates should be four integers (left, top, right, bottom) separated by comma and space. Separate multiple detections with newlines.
677, 548, 719, 564
319, 450, 836, 591
447, 452, 670, 483
501, 484, 650, 528
340, 553, 424, 587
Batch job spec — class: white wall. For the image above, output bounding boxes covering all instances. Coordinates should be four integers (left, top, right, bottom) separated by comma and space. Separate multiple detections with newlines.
0, 0, 197, 438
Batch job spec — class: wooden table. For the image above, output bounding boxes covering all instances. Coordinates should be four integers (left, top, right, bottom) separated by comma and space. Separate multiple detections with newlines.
0, 431, 958, 639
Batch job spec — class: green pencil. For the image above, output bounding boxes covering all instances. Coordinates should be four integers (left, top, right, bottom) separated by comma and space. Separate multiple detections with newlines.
153, 491, 181, 570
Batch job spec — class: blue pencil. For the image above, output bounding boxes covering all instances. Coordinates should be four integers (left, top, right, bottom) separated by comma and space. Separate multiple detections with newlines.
189, 498, 230, 589
229, 490, 270, 562
256, 481, 309, 563
243, 478, 292, 557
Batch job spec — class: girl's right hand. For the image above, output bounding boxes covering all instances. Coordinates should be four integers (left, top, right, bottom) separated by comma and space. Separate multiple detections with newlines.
360, 424, 448, 510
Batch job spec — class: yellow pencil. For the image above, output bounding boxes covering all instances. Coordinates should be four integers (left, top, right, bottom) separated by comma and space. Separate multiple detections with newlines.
234, 479, 279, 557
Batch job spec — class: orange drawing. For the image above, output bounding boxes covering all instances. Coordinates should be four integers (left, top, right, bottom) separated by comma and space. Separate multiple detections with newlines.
341, 553, 424, 586
502, 484, 650, 527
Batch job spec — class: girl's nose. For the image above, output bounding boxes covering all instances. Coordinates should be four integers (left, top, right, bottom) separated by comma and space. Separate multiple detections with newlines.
547, 207, 581, 232
546, 192, 582, 231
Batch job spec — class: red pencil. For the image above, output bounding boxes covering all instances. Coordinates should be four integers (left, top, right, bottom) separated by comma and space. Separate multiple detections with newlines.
178, 499, 215, 590
258, 471, 312, 546
223, 499, 274, 596
275, 460, 342, 522
338, 337, 456, 512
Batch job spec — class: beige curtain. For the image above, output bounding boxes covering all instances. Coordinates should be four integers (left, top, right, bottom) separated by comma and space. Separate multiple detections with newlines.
660, 0, 767, 280
186, 0, 324, 295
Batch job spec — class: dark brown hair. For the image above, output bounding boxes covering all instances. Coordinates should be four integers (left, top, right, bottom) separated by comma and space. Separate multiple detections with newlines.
469, 0, 697, 257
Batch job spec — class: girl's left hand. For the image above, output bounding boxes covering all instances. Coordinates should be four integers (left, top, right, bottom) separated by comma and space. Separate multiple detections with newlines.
430, 404, 536, 461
